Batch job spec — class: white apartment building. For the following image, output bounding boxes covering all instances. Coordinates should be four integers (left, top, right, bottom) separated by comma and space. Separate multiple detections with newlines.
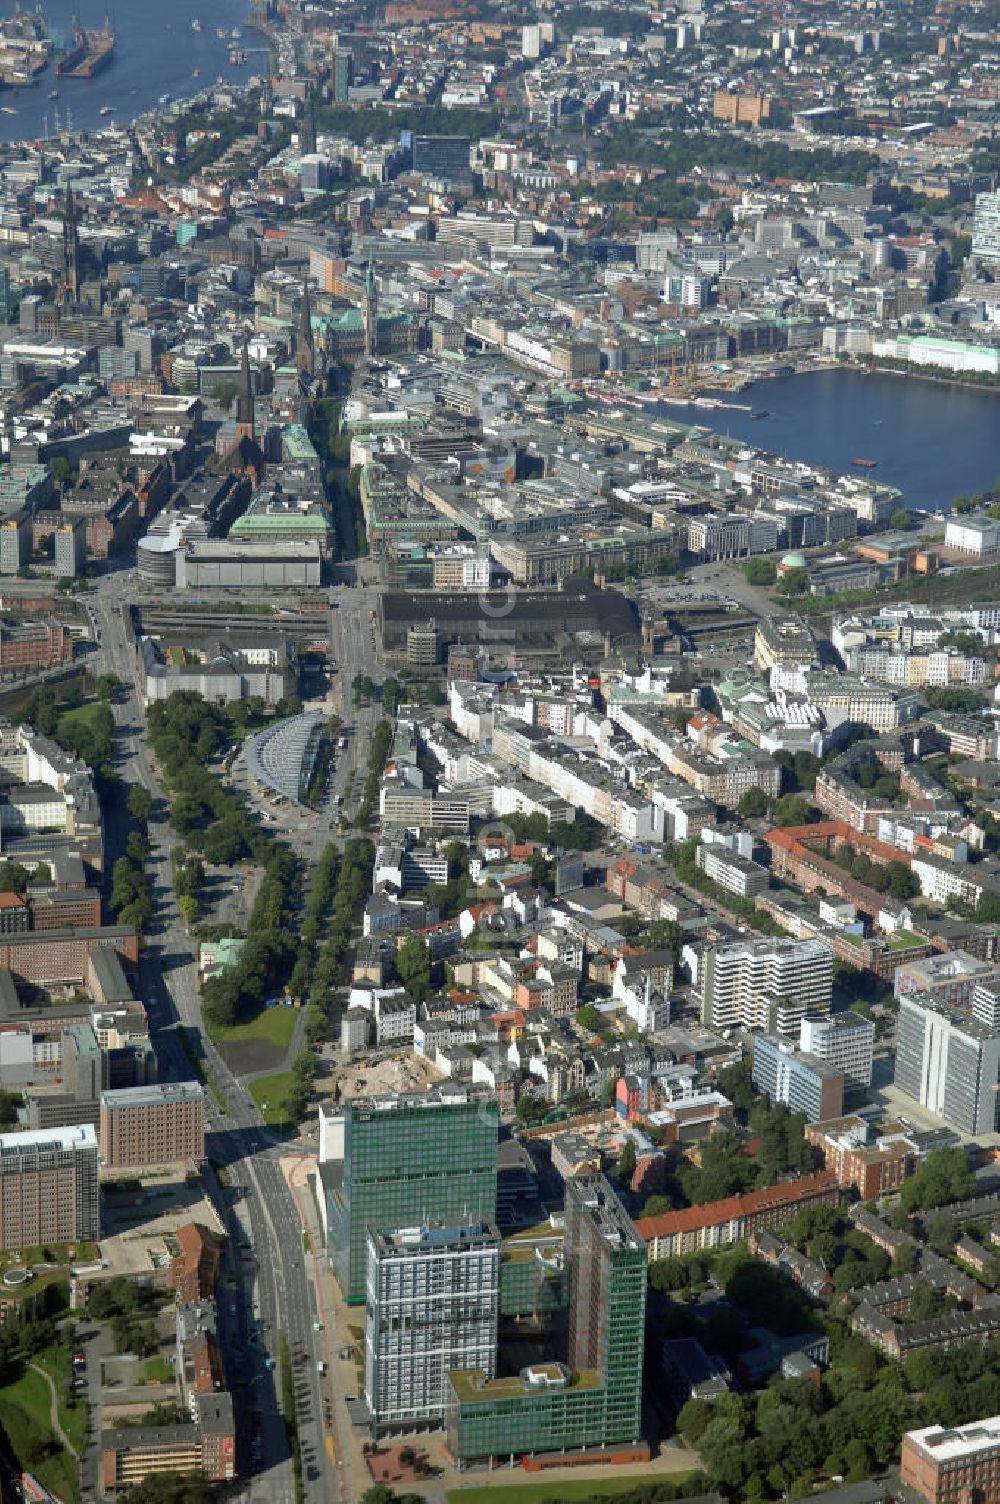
695, 843, 769, 899
895, 992, 1000, 1136
910, 853, 985, 907
701, 938, 833, 1035
849, 646, 987, 687
799, 1012, 874, 1089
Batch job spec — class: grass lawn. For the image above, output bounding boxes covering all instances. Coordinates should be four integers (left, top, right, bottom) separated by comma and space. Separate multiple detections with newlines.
249, 1070, 298, 1130
56, 701, 110, 737
0, 1356, 79, 1503
32, 1343, 87, 1454
449, 1473, 692, 1504
144, 1356, 174, 1383
208, 1006, 297, 1049
0, 1271, 68, 1306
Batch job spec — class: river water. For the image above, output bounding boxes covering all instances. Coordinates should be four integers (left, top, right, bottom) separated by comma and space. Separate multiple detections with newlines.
656, 366, 1000, 510
0, 0, 257, 142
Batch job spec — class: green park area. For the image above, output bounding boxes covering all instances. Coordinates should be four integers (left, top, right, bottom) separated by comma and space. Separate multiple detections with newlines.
448, 1472, 693, 1504
249, 1070, 298, 1130
206, 1003, 298, 1049
0, 1342, 84, 1504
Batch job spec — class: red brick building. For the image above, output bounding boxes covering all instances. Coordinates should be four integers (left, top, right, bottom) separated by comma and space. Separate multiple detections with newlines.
637, 1171, 839, 1261
30, 888, 102, 930
168, 1222, 227, 1302
0, 618, 73, 673
805, 1116, 919, 1199
902, 1417, 1000, 1504
0, 927, 138, 986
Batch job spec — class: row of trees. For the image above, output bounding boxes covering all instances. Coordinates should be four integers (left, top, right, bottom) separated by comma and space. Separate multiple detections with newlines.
355, 721, 393, 827
201, 849, 300, 1031
304, 839, 375, 1043
831, 842, 920, 899
173, 850, 205, 927
146, 692, 271, 866
106, 783, 163, 934
271, 841, 374, 1125
597, 126, 880, 185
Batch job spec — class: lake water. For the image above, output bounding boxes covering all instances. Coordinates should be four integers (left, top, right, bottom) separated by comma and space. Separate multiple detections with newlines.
656, 366, 1000, 510
0, 0, 257, 142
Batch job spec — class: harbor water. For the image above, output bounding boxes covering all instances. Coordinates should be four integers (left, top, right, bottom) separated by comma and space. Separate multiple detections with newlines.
656, 366, 1000, 510
0, 0, 257, 141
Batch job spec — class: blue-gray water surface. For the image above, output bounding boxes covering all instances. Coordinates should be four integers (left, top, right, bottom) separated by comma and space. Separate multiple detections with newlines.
0, 0, 257, 142
656, 366, 1000, 509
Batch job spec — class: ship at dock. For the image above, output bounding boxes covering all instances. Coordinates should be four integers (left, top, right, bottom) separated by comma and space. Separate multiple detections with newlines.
55, 16, 115, 78
0, 5, 53, 88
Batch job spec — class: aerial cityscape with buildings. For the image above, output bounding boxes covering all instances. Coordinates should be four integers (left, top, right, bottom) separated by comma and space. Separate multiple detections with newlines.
1, 0, 1000, 1502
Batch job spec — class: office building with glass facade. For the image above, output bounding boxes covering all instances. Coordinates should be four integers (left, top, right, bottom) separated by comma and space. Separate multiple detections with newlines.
364, 1220, 500, 1435
326, 1088, 499, 1303
445, 1175, 647, 1464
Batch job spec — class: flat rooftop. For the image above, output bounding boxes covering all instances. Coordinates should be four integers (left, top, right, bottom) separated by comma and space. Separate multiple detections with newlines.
906, 1418, 1000, 1461
0, 1123, 96, 1154
449, 1363, 601, 1403
100, 1082, 205, 1110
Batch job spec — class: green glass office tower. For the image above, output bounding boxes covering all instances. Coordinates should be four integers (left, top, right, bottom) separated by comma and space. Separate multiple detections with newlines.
564, 1173, 647, 1445
327, 1089, 499, 1303
446, 1175, 647, 1463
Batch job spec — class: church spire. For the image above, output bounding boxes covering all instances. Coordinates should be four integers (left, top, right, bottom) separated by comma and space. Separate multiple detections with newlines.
62, 182, 79, 305
235, 333, 254, 440
363, 254, 378, 359
297, 275, 315, 377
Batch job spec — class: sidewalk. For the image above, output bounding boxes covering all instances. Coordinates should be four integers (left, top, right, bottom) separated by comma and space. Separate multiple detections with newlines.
282, 1151, 369, 1504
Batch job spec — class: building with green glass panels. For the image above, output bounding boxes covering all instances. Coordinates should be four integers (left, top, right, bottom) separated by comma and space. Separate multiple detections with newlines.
326, 1088, 499, 1303
565, 1173, 647, 1446
499, 1228, 566, 1320
446, 1175, 647, 1464
446, 1363, 606, 1459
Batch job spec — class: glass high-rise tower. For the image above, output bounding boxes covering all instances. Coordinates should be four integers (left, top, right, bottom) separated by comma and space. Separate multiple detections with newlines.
445, 1174, 647, 1463
326, 1088, 499, 1303
565, 1173, 647, 1446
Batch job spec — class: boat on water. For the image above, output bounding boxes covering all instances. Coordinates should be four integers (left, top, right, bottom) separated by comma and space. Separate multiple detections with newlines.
216, 26, 228, 38
191, 18, 202, 31
99, 104, 112, 114
48, 88, 57, 98
852, 458, 878, 469
751, 409, 769, 419
0, 105, 16, 114
192, 67, 200, 77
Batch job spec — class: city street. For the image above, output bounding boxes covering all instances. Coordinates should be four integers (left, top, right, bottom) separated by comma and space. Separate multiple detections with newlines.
81, 568, 354, 1504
